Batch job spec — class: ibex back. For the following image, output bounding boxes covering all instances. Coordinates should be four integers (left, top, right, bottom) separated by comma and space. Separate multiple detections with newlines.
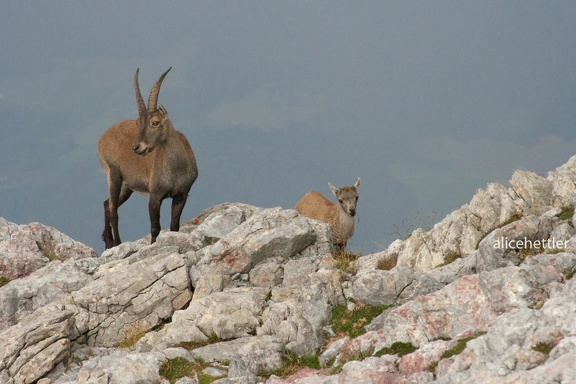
98, 67, 198, 249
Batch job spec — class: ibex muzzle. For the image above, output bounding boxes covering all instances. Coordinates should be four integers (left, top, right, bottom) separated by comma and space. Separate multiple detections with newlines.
329, 181, 359, 217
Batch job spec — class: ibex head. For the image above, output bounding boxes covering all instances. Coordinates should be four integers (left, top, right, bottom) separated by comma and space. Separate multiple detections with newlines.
132, 67, 173, 156
329, 177, 361, 217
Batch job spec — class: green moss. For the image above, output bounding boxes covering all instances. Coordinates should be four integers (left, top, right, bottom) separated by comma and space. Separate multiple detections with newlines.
43, 247, 64, 262
330, 303, 391, 339
425, 332, 487, 375
159, 357, 225, 384
263, 351, 321, 379
115, 327, 149, 349
556, 206, 574, 221
159, 357, 196, 383
426, 361, 439, 373
441, 332, 487, 359
435, 250, 462, 268
532, 342, 555, 357
0, 276, 10, 288
375, 341, 418, 357
176, 334, 221, 351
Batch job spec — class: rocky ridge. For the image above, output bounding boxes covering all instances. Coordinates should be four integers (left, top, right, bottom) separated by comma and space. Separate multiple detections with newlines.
1, 156, 576, 383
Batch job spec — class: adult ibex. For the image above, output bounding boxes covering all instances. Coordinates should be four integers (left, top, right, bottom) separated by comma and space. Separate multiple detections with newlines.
98, 67, 198, 249
295, 178, 361, 249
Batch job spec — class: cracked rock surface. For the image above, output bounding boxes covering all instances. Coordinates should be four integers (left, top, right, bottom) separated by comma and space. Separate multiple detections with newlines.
2, 156, 576, 383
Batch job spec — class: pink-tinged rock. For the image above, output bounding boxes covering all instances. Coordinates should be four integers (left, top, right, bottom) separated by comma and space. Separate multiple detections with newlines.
392, 276, 493, 337
434, 356, 457, 378
398, 339, 456, 376
284, 367, 333, 382
338, 356, 406, 384
339, 275, 499, 363
0, 220, 97, 280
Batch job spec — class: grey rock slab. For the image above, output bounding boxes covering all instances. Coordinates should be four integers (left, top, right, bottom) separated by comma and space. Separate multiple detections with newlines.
352, 266, 444, 306
0, 304, 74, 384
0, 219, 97, 280
478, 263, 565, 314
0, 258, 94, 331
228, 335, 284, 378
477, 214, 555, 272
54, 349, 167, 384
66, 252, 191, 347
138, 287, 269, 350
190, 208, 317, 285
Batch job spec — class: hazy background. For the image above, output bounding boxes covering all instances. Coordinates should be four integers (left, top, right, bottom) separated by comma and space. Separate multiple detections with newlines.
1, 2, 575, 254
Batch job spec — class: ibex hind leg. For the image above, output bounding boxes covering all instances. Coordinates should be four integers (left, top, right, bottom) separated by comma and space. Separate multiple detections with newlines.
102, 198, 115, 249
102, 185, 133, 249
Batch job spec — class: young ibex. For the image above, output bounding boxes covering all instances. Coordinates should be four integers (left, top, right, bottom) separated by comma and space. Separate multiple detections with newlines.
295, 178, 361, 249
98, 67, 198, 249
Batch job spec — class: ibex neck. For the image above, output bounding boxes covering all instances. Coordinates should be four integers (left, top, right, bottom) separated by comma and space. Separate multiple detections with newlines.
333, 205, 356, 244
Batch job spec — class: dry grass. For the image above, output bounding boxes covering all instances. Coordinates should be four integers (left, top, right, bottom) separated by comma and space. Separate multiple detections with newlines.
377, 255, 398, 270
332, 248, 361, 274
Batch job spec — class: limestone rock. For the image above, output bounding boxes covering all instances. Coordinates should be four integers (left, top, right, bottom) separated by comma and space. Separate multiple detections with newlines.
352, 266, 443, 306
0, 304, 74, 384
0, 220, 97, 280
66, 251, 191, 347
0, 258, 96, 330
4, 155, 576, 383
189, 208, 319, 285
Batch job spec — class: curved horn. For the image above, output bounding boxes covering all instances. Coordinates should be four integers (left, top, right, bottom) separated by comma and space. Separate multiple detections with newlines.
134, 68, 146, 114
147, 67, 172, 112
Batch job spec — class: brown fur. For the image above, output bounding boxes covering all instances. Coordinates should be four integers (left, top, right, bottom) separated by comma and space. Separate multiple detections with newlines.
98, 68, 198, 249
295, 178, 360, 248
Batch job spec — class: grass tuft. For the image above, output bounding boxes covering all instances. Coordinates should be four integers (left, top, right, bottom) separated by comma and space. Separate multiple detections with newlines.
441, 331, 487, 359
434, 250, 462, 268
330, 303, 391, 339
374, 341, 418, 357
0, 276, 10, 288
556, 206, 574, 221
115, 327, 150, 349
391, 210, 437, 240
176, 334, 221, 351
333, 248, 361, 274
377, 255, 398, 271
263, 351, 321, 379
532, 341, 555, 357
159, 357, 225, 384
425, 331, 487, 374
43, 247, 64, 262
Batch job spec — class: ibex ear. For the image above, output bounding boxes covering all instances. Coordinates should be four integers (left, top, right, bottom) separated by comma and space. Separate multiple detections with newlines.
354, 178, 361, 190
328, 182, 339, 196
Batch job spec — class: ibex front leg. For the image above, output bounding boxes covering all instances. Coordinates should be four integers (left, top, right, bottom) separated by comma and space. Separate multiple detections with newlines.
148, 194, 163, 244
170, 194, 188, 232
